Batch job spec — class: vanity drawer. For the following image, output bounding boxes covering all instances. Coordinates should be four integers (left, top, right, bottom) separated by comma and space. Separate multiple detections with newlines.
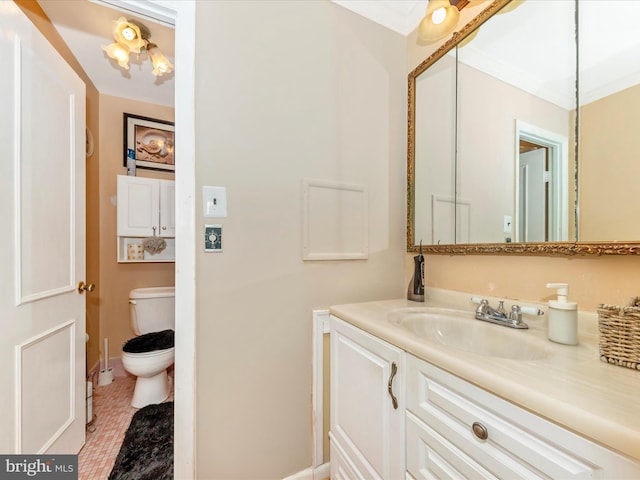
406, 355, 598, 479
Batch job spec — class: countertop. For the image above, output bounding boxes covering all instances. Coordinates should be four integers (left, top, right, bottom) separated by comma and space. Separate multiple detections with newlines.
329, 288, 640, 463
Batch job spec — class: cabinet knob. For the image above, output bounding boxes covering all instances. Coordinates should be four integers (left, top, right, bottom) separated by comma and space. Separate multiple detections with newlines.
472, 421, 488, 440
162, 226, 167, 230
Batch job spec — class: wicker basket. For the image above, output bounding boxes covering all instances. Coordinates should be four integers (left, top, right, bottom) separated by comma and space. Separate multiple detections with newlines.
597, 301, 640, 370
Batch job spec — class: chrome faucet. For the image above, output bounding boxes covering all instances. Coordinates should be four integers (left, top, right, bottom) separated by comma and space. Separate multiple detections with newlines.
472, 298, 543, 329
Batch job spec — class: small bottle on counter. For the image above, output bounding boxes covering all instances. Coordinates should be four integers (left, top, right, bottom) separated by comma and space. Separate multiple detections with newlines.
546, 282, 578, 345
127, 149, 136, 176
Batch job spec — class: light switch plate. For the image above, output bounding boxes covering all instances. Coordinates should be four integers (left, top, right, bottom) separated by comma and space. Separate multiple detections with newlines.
204, 224, 222, 252
504, 215, 513, 233
203, 186, 227, 218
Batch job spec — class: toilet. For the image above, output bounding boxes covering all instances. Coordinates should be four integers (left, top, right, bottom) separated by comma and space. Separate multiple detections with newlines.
121, 286, 175, 408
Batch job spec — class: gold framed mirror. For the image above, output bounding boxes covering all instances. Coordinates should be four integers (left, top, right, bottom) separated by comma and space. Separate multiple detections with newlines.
407, 0, 640, 256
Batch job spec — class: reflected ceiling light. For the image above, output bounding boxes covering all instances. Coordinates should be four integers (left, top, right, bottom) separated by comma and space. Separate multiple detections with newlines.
102, 16, 174, 77
418, 0, 461, 43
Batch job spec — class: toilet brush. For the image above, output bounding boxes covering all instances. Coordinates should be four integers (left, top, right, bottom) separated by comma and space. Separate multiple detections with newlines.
98, 338, 115, 386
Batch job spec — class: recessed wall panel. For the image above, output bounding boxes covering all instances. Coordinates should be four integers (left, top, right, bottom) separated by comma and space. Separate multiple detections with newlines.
303, 179, 368, 260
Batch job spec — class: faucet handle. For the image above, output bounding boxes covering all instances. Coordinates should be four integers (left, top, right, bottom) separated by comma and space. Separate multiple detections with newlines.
509, 305, 522, 323
473, 298, 490, 314
520, 305, 544, 316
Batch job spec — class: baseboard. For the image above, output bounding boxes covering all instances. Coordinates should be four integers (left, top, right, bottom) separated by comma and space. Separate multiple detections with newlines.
88, 361, 100, 381
282, 463, 330, 480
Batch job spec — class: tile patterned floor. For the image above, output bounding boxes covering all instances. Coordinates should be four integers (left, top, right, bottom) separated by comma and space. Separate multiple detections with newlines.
79, 366, 174, 480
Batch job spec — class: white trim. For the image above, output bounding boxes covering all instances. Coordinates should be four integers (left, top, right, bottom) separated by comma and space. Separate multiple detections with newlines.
92, 1, 197, 477
515, 120, 569, 243
88, 0, 176, 27
312, 310, 330, 468
281, 463, 331, 480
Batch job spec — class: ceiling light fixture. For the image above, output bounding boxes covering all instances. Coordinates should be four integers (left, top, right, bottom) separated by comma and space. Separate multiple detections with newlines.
102, 16, 174, 77
418, 0, 462, 43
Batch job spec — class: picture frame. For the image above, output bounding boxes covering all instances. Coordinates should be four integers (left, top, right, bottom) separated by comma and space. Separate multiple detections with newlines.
123, 113, 175, 171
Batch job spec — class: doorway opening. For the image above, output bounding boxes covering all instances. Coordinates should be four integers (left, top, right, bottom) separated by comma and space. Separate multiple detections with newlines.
515, 120, 569, 243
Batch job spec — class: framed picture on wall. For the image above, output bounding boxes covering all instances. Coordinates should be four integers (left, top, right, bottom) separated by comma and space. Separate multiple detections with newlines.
123, 113, 175, 171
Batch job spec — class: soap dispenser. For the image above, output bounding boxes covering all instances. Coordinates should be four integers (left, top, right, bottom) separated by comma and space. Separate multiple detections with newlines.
546, 283, 578, 345
408, 242, 425, 302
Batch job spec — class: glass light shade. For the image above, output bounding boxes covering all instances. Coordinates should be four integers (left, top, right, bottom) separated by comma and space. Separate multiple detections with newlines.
147, 45, 175, 77
418, 0, 461, 43
113, 16, 145, 53
102, 42, 130, 69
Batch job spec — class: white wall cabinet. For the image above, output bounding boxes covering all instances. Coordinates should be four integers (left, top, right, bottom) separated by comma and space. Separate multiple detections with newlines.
116, 175, 175, 262
331, 317, 640, 479
329, 316, 405, 480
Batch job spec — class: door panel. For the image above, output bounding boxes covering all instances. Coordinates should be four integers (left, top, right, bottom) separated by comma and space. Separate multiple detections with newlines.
518, 149, 546, 242
0, 2, 86, 454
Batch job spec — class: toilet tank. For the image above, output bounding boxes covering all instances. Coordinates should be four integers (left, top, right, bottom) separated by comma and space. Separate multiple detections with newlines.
129, 286, 175, 335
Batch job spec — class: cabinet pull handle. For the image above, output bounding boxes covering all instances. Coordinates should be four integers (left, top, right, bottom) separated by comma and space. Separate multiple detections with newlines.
472, 421, 488, 440
387, 361, 398, 410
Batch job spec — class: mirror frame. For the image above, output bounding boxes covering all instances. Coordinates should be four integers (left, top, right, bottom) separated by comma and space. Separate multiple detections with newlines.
407, 0, 640, 256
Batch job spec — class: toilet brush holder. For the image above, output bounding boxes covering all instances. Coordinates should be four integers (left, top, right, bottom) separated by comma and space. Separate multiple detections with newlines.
98, 337, 114, 386
98, 367, 114, 386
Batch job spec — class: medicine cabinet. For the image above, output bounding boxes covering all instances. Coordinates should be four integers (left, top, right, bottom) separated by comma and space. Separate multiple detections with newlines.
116, 175, 175, 263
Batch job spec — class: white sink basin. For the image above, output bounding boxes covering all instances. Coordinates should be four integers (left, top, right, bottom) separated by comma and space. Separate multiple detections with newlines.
388, 307, 549, 361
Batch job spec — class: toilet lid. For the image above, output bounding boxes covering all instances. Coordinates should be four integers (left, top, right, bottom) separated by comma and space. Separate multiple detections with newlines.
123, 329, 174, 353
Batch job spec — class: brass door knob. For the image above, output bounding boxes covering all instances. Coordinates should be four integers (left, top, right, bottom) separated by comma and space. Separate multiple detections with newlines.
77, 281, 95, 294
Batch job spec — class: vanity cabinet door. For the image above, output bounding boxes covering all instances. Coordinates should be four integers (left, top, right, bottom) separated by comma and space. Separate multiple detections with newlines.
330, 315, 405, 480
405, 354, 640, 479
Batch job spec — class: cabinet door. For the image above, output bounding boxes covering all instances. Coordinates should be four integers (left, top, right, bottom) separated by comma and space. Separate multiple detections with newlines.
159, 179, 175, 237
117, 175, 159, 237
330, 316, 405, 480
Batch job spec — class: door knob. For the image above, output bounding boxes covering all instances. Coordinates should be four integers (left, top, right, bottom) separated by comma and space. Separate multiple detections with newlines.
77, 281, 95, 294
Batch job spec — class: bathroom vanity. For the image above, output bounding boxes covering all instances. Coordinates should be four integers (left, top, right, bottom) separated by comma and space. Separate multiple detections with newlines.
329, 290, 640, 479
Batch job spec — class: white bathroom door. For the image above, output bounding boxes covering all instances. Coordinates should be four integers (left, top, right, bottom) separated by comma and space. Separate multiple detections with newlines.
0, 3, 87, 454
518, 149, 546, 242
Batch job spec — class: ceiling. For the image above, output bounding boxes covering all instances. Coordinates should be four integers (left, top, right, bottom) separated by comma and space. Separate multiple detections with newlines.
37, 0, 638, 112
38, 0, 176, 107
37, 0, 431, 107
332, 0, 429, 35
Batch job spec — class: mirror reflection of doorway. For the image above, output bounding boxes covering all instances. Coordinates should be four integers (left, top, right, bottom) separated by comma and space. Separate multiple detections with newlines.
515, 121, 569, 243
518, 141, 548, 242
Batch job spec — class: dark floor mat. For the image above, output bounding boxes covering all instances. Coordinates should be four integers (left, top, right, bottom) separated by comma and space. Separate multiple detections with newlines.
108, 402, 173, 480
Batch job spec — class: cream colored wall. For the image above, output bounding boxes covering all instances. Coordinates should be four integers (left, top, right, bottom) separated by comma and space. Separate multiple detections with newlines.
408, 254, 640, 311
579, 84, 640, 241
193, 1, 406, 477
407, 2, 640, 312
98, 94, 175, 365
15, 0, 102, 372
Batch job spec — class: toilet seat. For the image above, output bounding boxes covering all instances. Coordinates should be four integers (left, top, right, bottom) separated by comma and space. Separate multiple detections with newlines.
123, 329, 174, 354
